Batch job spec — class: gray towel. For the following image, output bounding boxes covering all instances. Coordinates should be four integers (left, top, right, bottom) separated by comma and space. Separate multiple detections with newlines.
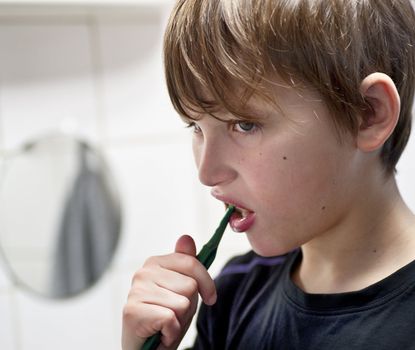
51, 143, 121, 298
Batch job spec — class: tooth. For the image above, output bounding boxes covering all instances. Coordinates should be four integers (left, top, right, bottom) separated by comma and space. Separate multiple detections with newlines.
240, 208, 249, 218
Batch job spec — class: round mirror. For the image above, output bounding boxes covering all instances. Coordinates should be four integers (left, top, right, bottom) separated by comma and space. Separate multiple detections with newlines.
0, 134, 121, 299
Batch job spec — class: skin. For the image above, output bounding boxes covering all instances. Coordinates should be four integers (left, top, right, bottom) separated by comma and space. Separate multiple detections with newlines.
122, 73, 415, 349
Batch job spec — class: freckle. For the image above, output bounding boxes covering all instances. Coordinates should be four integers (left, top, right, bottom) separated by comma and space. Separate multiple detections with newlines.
321, 206, 326, 210
373, 249, 377, 253
283, 156, 287, 160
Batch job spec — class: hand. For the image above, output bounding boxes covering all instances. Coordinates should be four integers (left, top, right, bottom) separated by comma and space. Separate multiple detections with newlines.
122, 235, 217, 350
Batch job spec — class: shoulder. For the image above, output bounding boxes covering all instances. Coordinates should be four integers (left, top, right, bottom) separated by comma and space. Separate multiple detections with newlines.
193, 250, 297, 348
214, 249, 296, 297
217, 249, 295, 281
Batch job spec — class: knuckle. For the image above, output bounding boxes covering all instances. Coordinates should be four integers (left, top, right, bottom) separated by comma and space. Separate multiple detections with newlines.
122, 304, 137, 323
131, 269, 144, 282
177, 296, 191, 313
161, 308, 177, 325
143, 256, 158, 267
127, 284, 145, 300
184, 278, 199, 295
131, 268, 149, 285
179, 254, 198, 271
188, 257, 199, 271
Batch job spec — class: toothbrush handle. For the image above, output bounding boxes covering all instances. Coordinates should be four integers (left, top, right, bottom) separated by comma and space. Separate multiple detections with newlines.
141, 333, 161, 350
141, 206, 234, 350
141, 248, 216, 350
196, 246, 217, 270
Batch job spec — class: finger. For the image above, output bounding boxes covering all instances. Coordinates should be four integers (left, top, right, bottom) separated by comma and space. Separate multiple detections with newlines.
132, 281, 196, 320
143, 236, 217, 305
125, 303, 181, 348
145, 305, 181, 348
155, 254, 217, 305
147, 266, 200, 299
131, 263, 199, 300
175, 234, 196, 256
175, 235, 216, 304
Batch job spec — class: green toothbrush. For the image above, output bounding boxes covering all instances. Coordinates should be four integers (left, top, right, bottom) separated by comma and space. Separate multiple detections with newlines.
141, 205, 235, 350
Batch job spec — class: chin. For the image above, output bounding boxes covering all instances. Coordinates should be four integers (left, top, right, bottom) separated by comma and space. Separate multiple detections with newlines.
248, 238, 296, 257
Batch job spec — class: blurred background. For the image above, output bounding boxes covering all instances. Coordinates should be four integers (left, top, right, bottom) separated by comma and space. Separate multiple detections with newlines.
0, 1, 413, 349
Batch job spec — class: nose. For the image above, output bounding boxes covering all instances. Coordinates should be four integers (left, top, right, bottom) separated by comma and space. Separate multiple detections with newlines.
193, 134, 236, 187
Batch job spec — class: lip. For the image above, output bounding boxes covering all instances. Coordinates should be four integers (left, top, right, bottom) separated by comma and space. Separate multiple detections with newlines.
211, 190, 256, 232
211, 190, 253, 212
229, 210, 256, 232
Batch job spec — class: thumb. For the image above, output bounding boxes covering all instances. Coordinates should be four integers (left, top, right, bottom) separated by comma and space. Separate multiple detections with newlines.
175, 235, 197, 256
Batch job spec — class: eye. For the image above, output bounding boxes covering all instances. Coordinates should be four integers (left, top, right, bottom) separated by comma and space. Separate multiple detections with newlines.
232, 121, 260, 134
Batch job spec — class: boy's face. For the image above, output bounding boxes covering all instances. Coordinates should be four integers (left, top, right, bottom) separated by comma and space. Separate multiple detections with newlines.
190, 84, 364, 256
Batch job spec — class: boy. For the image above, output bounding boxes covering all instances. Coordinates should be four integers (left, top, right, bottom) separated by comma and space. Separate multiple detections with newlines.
122, 0, 415, 349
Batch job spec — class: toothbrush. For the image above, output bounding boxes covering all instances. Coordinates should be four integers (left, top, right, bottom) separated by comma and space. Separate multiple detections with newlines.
141, 205, 235, 350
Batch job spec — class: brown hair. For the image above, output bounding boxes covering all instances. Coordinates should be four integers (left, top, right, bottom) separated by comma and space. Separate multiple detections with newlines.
163, 0, 415, 174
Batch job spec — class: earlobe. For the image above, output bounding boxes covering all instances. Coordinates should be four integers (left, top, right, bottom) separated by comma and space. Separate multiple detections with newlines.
357, 73, 400, 152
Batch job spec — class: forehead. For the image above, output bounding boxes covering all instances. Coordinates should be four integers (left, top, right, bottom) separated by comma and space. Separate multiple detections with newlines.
183, 79, 326, 123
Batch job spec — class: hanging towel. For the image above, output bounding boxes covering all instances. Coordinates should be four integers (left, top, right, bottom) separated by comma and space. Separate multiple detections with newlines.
51, 142, 121, 298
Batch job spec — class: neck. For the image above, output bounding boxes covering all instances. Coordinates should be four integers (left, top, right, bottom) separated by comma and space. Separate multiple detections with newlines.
293, 176, 415, 294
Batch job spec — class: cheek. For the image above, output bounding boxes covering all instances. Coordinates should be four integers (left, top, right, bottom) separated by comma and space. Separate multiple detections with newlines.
251, 143, 347, 215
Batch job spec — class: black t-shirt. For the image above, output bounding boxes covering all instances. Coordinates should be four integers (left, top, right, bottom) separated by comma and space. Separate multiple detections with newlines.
190, 249, 415, 349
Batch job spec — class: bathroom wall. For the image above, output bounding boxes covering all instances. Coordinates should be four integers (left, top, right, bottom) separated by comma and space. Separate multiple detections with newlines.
0, 4, 252, 349
0, 3, 414, 350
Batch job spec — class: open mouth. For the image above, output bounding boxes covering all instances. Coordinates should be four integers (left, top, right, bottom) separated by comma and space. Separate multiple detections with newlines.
232, 206, 251, 218
226, 203, 256, 232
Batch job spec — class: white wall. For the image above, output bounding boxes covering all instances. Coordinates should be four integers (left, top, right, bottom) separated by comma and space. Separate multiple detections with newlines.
0, 4, 413, 350
0, 5, 251, 350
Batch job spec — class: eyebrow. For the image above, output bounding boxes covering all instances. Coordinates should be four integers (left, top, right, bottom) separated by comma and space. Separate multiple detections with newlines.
179, 93, 276, 124
181, 111, 270, 125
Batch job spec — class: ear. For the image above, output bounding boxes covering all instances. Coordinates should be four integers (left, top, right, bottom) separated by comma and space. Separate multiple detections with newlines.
357, 73, 400, 152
